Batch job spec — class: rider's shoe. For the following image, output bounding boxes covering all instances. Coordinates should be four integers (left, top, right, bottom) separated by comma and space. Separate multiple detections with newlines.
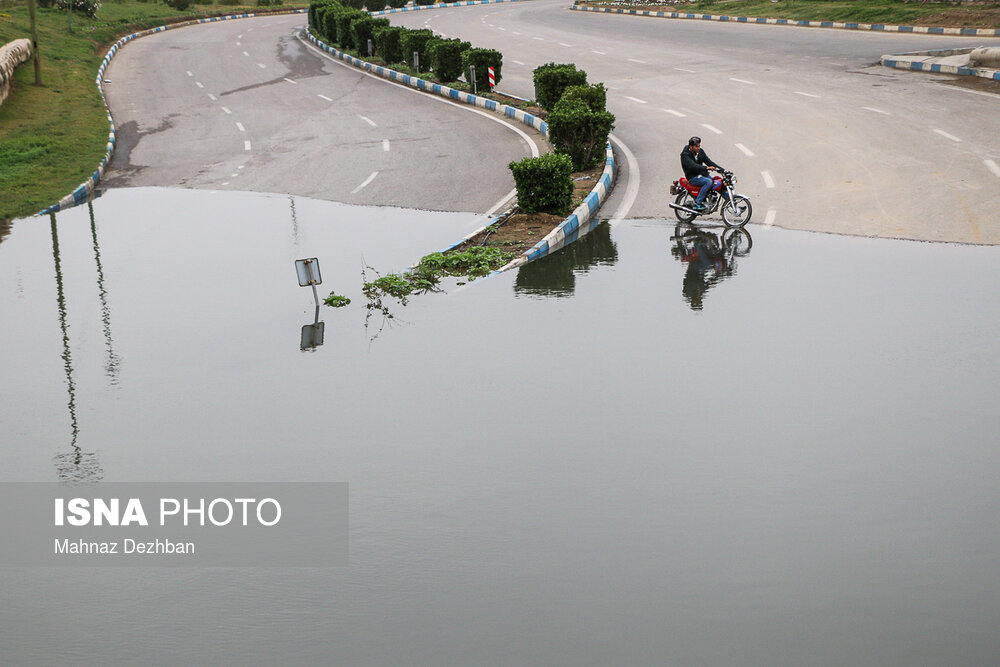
691, 202, 706, 211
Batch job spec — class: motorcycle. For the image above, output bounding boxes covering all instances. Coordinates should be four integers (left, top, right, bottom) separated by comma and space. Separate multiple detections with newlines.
669, 169, 753, 227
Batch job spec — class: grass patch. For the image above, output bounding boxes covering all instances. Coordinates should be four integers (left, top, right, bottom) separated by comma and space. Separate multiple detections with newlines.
580, 0, 1000, 28
0, 0, 307, 222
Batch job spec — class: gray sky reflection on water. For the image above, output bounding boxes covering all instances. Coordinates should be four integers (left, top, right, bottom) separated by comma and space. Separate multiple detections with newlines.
1, 188, 1000, 665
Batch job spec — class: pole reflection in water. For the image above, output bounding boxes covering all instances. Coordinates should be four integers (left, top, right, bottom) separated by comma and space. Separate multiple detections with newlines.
48, 211, 104, 483
670, 224, 753, 311
514, 221, 619, 297
89, 201, 121, 385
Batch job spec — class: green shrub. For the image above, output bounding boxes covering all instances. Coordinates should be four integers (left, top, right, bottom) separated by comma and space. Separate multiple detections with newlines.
428, 37, 470, 83
373, 25, 404, 64
399, 28, 435, 71
533, 63, 587, 111
508, 153, 574, 215
462, 48, 502, 92
547, 98, 615, 171
257, 0, 283, 6
340, 0, 365, 7
59, 0, 102, 16
335, 7, 368, 49
352, 17, 390, 57
415, 0, 435, 5
560, 82, 607, 112
385, 0, 406, 8
363, 0, 385, 10
320, 4, 344, 43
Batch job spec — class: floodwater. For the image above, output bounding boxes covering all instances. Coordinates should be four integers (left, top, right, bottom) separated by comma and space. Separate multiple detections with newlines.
2, 188, 1000, 665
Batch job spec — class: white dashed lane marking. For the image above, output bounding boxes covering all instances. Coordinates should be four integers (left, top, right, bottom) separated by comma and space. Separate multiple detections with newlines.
351, 171, 379, 194
235, 122, 245, 132
764, 208, 777, 228
663, 108, 686, 117
933, 129, 961, 142
730, 77, 756, 85
701, 124, 722, 135
244, 140, 251, 151
674, 67, 695, 73
382, 139, 391, 152
796, 91, 821, 98
735, 143, 755, 157
628, 58, 647, 64
625, 96, 647, 104
284, 77, 297, 84
318, 94, 333, 101
863, 106, 890, 115
761, 171, 775, 188
359, 115, 377, 127
221, 106, 232, 114
986, 159, 1000, 178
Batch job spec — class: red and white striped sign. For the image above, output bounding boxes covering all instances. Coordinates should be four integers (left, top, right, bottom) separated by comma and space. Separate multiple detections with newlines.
487, 66, 495, 89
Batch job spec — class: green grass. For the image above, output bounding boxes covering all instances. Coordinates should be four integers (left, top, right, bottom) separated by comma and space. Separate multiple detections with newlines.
587, 0, 1000, 28
0, 0, 306, 222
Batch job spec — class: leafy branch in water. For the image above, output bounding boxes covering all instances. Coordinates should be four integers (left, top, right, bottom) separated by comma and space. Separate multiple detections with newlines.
323, 293, 351, 308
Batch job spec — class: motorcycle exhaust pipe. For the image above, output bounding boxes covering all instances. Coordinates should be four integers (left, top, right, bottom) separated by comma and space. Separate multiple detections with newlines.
669, 202, 701, 215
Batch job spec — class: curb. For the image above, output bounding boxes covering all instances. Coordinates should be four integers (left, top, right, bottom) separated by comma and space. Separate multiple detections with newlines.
302, 27, 617, 272
38, 9, 308, 216
880, 48, 1000, 82
569, 3, 1000, 37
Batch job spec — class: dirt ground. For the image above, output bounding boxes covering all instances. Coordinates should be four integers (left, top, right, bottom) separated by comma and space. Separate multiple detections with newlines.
453, 165, 606, 255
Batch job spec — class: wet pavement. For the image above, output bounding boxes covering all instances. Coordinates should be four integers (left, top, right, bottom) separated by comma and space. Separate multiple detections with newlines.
2, 188, 1000, 664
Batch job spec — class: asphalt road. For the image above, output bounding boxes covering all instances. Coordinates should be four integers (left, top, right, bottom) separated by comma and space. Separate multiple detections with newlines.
101, 13, 538, 214
393, 0, 1000, 243
101, 3, 1000, 243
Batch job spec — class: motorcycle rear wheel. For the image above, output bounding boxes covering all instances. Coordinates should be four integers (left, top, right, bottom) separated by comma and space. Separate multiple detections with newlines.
721, 195, 752, 227
673, 192, 698, 223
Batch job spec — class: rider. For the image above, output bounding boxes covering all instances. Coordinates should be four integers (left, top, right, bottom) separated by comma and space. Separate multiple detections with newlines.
680, 136, 723, 211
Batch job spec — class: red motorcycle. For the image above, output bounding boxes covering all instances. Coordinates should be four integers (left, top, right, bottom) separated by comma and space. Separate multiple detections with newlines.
669, 169, 752, 227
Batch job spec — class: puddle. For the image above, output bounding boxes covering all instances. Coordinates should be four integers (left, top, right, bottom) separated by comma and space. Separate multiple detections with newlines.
2, 188, 1000, 664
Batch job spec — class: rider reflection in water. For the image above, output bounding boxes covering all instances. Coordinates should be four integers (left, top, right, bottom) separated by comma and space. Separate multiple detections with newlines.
671, 227, 750, 311
680, 136, 724, 211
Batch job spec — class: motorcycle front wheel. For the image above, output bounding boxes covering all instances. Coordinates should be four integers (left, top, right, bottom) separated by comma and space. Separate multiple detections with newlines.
673, 192, 698, 223
721, 195, 752, 227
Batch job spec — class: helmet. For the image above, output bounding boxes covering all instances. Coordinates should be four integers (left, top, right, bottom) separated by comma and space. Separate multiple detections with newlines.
688, 136, 702, 146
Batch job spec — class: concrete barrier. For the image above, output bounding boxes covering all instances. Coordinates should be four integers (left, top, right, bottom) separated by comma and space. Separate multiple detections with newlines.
971, 47, 1000, 68
0, 39, 32, 107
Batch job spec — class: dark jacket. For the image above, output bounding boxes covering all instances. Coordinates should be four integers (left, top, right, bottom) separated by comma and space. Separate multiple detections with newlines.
680, 145, 721, 179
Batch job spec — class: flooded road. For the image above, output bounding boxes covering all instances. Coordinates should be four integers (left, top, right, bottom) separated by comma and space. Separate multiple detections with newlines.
2, 188, 999, 664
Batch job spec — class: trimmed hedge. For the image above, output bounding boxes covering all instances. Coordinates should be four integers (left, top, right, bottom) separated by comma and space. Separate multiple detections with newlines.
428, 38, 470, 83
374, 25, 405, 64
462, 48, 503, 92
533, 63, 587, 112
352, 17, 390, 57
509, 153, 575, 215
560, 83, 607, 113
400, 28, 436, 71
547, 98, 615, 171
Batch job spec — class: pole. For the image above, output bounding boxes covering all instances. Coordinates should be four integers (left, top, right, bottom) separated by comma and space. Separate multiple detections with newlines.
27, 0, 42, 85
470, 65, 476, 95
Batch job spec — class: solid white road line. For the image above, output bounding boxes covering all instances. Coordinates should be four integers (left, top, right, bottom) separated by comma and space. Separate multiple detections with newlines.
984, 159, 1000, 178
236, 122, 245, 132
663, 108, 686, 117
761, 171, 775, 188
933, 129, 961, 142
625, 96, 647, 104
701, 124, 722, 135
351, 171, 379, 194
359, 115, 377, 127
221, 106, 232, 114
863, 106, 890, 115
735, 143, 754, 157
608, 132, 639, 227
382, 139, 390, 152
318, 94, 333, 101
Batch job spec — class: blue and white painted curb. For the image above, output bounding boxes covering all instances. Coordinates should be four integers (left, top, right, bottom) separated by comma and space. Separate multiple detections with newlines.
38, 9, 307, 216
881, 48, 1000, 82
305, 14, 617, 272
570, 3, 1000, 37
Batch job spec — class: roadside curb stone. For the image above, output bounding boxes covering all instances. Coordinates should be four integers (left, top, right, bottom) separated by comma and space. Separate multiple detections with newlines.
569, 3, 1000, 37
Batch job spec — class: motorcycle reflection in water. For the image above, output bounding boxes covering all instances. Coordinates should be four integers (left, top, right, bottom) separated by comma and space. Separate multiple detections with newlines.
670, 224, 753, 311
